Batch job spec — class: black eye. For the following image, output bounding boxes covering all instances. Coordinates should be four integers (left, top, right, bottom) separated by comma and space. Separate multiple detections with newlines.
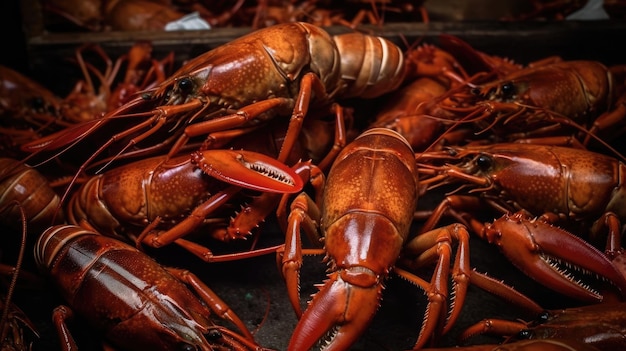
475, 154, 492, 170
517, 329, 533, 339
177, 342, 196, 351
500, 82, 515, 98
537, 311, 550, 323
30, 97, 45, 110
177, 77, 194, 93
206, 329, 223, 340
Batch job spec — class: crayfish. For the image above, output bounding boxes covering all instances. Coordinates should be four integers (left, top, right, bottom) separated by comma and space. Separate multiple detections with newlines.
34, 224, 269, 351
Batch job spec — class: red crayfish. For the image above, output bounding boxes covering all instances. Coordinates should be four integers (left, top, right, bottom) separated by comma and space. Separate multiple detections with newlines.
34, 224, 270, 351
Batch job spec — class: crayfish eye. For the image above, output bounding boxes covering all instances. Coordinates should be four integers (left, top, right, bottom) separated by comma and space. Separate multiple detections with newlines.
475, 154, 493, 171
206, 329, 223, 340
176, 342, 196, 351
177, 77, 194, 94
30, 97, 45, 111
517, 329, 533, 339
537, 311, 550, 323
500, 81, 516, 99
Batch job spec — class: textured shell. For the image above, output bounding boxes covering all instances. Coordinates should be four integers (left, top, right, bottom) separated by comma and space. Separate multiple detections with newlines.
155, 22, 342, 110
322, 129, 418, 271
453, 143, 625, 221
34, 225, 217, 351
333, 32, 406, 98
0, 158, 63, 233
479, 60, 613, 122
68, 154, 223, 238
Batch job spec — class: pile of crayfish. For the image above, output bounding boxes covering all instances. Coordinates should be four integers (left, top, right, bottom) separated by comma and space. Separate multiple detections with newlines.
2, 21, 626, 351
42, 0, 430, 32
40, 0, 626, 33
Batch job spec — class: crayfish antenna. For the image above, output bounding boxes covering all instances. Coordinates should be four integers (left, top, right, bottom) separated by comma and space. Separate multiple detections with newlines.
0, 201, 40, 341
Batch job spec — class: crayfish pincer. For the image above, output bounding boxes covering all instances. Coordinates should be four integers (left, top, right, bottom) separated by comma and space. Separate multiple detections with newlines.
34, 224, 269, 351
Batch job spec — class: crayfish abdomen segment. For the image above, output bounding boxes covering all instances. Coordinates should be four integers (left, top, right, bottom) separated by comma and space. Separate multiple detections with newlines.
333, 32, 405, 99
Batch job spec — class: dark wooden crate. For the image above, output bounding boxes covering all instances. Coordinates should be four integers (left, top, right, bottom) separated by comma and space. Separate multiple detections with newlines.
22, 19, 626, 96
18, 0, 626, 93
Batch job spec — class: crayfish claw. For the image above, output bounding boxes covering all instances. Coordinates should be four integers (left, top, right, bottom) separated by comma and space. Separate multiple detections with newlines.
191, 149, 304, 193
287, 270, 383, 351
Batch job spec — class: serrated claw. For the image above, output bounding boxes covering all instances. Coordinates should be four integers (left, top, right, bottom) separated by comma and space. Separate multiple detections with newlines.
192, 149, 304, 193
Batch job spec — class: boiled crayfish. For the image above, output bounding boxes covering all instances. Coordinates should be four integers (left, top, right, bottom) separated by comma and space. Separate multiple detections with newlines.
67, 148, 303, 262
278, 127, 420, 350
22, 21, 405, 186
34, 224, 269, 351
278, 128, 495, 350
418, 143, 626, 242
460, 302, 626, 350
417, 143, 626, 302
443, 60, 624, 147
0, 65, 64, 157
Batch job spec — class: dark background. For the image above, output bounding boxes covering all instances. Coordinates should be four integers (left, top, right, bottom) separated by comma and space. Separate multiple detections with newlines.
2, 0, 28, 72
